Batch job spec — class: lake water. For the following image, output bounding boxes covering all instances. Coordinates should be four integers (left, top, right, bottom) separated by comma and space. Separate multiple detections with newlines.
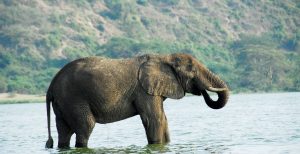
0, 92, 300, 153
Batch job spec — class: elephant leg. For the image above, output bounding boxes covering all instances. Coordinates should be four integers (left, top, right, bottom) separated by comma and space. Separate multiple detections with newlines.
74, 118, 95, 147
56, 117, 74, 148
140, 112, 170, 144
163, 115, 170, 143
136, 96, 170, 144
70, 104, 95, 148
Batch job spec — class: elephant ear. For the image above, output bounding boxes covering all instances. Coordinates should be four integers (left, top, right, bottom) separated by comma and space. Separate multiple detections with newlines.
138, 59, 185, 99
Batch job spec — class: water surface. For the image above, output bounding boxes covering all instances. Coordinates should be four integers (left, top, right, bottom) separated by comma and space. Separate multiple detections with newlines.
0, 92, 300, 153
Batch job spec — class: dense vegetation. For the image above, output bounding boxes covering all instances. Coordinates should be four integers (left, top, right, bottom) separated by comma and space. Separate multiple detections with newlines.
0, 0, 299, 94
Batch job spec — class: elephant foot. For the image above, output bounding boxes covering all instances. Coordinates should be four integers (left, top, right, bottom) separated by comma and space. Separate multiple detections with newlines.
75, 142, 88, 148
148, 141, 167, 144
147, 134, 170, 145
58, 143, 70, 149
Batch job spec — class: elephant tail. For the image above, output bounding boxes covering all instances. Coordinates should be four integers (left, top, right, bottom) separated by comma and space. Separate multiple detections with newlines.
45, 90, 54, 148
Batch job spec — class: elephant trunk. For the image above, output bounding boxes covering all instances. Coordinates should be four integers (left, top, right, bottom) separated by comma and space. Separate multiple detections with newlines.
198, 68, 229, 109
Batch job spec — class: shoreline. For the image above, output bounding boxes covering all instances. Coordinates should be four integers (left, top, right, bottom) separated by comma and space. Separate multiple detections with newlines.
0, 93, 45, 104
0, 91, 299, 105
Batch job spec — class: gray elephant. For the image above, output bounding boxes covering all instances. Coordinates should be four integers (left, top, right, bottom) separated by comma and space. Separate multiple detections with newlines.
45, 53, 229, 148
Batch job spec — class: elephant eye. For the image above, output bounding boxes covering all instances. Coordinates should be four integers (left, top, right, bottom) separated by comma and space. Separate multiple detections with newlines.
175, 57, 181, 63
174, 57, 182, 67
187, 64, 193, 71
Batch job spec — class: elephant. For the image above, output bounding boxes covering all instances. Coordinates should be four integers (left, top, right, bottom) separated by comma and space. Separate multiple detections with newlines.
45, 53, 229, 148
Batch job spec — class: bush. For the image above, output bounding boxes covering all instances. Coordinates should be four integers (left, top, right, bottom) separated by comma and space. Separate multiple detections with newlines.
99, 37, 186, 58
63, 47, 90, 61
35, 31, 62, 51
230, 34, 277, 50
140, 17, 151, 27
48, 13, 67, 25
100, 37, 139, 58
0, 50, 12, 68
137, 0, 148, 6
96, 24, 105, 32
7, 76, 37, 94
272, 21, 286, 41
100, 0, 123, 20
152, 0, 180, 6
0, 77, 7, 92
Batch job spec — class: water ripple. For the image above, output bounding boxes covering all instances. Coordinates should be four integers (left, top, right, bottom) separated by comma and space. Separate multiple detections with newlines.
0, 92, 300, 153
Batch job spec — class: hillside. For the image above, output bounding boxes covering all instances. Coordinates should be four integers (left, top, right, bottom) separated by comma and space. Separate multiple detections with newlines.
0, 0, 299, 94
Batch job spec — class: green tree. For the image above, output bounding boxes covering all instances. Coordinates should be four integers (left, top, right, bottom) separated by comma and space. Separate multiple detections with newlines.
234, 46, 290, 92
0, 76, 7, 92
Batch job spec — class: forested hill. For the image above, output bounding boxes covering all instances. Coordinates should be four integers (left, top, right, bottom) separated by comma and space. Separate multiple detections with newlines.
0, 0, 299, 94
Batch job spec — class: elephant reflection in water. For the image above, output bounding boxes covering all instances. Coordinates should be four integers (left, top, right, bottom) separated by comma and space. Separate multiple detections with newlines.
45, 53, 229, 148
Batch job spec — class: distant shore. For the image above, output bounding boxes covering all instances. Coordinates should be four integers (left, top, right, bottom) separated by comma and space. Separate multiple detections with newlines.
0, 93, 45, 104
0, 91, 298, 105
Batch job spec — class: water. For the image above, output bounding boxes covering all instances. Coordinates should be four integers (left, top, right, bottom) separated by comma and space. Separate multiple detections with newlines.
0, 92, 300, 153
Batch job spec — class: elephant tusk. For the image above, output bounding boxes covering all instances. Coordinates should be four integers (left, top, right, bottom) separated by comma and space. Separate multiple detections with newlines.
207, 87, 227, 92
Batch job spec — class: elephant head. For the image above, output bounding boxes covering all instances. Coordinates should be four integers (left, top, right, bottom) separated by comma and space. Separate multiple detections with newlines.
138, 53, 229, 109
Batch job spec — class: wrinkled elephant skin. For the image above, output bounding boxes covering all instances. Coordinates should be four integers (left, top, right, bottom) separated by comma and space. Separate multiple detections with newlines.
45, 53, 229, 148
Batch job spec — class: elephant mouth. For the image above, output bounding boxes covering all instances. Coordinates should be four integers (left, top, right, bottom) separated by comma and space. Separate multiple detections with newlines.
189, 82, 202, 96
189, 81, 227, 96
